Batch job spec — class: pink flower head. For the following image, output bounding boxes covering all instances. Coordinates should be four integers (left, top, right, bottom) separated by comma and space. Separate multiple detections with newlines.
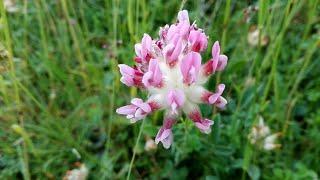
188, 30, 208, 52
181, 52, 202, 85
167, 89, 185, 114
142, 59, 163, 87
155, 117, 175, 149
118, 64, 143, 87
117, 10, 229, 149
202, 41, 228, 76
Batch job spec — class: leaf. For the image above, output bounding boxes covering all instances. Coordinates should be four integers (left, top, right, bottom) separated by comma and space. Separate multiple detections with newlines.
248, 165, 260, 180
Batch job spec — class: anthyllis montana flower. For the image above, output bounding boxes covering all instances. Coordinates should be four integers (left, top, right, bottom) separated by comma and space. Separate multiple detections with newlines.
116, 10, 228, 149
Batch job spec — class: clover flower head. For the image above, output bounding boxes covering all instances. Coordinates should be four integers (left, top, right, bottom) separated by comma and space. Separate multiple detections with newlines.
248, 116, 281, 151
63, 164, 88, 180
116, 10, 228, 149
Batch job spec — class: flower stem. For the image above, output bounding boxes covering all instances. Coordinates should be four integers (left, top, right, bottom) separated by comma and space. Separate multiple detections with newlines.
179, 0, 187, 12
126, 118, 145, 180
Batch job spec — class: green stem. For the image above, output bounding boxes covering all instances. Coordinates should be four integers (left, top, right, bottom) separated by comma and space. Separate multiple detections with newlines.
127, 119, 146, 180
179, 0, 187, 11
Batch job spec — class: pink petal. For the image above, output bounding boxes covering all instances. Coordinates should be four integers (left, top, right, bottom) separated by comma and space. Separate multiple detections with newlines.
181, 52, 201, 84
142, 33, 152, 52
167, 89, 185, 111
134, 108, 146, 119
170, 102, 178, 114
177, 21, 190, 38
142, 71, 153, 87
137, 103, 151, 113
159, 25, 169, 40
188, 66, 196, 83
155, 127, 164, 144
178, 10, 189, 24
188, 30, 198, 43
195, 119, 214, 134
161, 131, 173, 149
217, 55, 228, 71
131, 98, 151, 112
212, 41, 220, 61
142, 59, 162, 87
188, 30, 208, 52
198, 33, 208, 51
202, 58, 218, 76
163, 44, 174, 58
131, 98, 144, 106
118, 64, 134, 76
160, 129, 172, 141
217, 84, 225, 95
169, 38, 183, 64
208, 84, 225, 104
215, 96, 227, 109
188, 109, 202, 122
167, 24, 178, 41
211, 58, 219, 73
208, 94, 220, 104
116, 105, 136, 115
155, 128, 173, 149
155, 128, 172, 144
121, 77, 134, 86
149, 59, 162, 84
134, 44, 142, 57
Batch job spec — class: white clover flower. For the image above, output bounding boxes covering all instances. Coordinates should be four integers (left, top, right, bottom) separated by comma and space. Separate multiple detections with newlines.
4, 0, 19, 13
248, 116, 281, 151
248, 26, 269, 47
63, 164, 88, 180
144, 138, 157, 151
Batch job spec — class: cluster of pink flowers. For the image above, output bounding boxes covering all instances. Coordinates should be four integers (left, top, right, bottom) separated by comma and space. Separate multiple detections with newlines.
116, 10, 228, 149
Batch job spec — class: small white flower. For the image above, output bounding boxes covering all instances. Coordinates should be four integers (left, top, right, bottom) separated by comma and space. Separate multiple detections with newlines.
4, 0, 19, 13
248, 116, 281, 151
144, 138, 157, 151
63, 164, 88, 180
263, 133, 281, 150
247, 26, 269, 47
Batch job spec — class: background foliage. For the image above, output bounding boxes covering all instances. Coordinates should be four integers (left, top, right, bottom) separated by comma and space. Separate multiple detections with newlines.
0, 0, 319, 179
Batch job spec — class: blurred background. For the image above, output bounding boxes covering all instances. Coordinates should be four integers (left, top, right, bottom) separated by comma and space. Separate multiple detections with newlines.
0, 0, 319, 179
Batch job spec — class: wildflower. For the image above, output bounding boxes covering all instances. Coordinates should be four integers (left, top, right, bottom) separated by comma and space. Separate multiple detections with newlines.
243, 5, 258, 23
63, 163, 88, 180
145, 137, 157, 151
244, 77, 255, 87
49, 89, 57, 100
248, 117, 281, 151
4, 0, 19, 13
116, 10, 228, 149
0, 43, 8, 60
247, 25, 269, 47
155, 116, 175, 148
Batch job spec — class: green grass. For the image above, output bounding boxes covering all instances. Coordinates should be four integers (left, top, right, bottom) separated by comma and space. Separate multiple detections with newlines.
0, 0, 319, 179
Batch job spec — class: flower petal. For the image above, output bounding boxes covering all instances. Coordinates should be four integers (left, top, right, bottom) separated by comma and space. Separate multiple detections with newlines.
181, 52, 201, 84
212, 41, 220, 61
178, 10, 189, 24
116, 105, 136, 115
215, 96, 227, 109
217, 55, 228, 71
